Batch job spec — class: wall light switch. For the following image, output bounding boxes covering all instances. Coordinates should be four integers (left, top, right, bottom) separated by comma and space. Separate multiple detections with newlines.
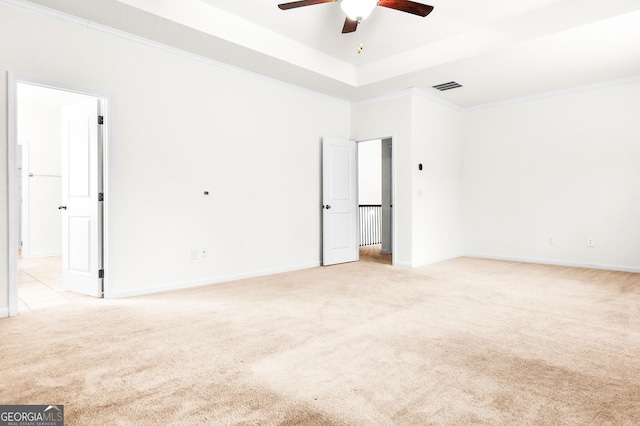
587, 237, 595, 247
191, 249, 199, 260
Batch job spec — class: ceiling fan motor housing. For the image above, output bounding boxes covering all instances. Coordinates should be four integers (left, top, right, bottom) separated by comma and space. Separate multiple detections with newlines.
277, 0, 434, 34
341, 0, 378, 21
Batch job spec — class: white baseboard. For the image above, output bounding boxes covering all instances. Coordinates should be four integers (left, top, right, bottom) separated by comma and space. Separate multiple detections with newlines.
0, 308, 9, 319
108, 261, 321, 299
391, 254, 462, 269
411, 254, 463, 269
400, 253, 640, 273
462, 253, 640, 274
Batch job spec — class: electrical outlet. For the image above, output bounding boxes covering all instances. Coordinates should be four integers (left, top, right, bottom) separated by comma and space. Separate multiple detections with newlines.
587, 237, 595, 248
548, 237, 554, 245
201, 248, 208, 258
191, 249, 199, 260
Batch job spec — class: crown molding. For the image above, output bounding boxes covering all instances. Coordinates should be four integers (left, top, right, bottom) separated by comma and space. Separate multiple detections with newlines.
465, 75, 640, 112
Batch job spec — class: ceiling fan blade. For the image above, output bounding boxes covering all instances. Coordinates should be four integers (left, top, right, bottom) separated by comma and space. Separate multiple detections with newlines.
278, 0, 334, 10
377, 0, 434, 17
342, 17, 359, 33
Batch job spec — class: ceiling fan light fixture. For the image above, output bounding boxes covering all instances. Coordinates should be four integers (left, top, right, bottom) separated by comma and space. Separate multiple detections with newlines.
340, 0, 378, 21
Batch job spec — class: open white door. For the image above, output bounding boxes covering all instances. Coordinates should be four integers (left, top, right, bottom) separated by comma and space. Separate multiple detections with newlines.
61, 99, 103, 297
322, 137, 358, 266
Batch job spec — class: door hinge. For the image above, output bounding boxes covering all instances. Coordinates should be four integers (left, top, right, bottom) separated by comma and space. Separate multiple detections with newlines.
99, 269, 104, 279
98, 115, 104, 125
98, 192, 104, 202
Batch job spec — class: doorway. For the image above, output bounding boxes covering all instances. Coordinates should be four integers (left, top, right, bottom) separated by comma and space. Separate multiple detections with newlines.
8, 75, 109, 316
357, 138, 393, 265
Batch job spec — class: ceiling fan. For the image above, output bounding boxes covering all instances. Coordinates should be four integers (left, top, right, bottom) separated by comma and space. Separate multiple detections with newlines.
278, 0, 434, 34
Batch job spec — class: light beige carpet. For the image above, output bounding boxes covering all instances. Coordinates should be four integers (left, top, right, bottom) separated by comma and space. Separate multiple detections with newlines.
1, 252, 639, 425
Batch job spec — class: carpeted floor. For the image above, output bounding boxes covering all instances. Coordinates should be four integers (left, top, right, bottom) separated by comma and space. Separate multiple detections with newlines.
1, 250, 639, 425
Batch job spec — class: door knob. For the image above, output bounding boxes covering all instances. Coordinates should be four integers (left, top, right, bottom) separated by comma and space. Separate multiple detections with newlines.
58, 205, 67, 210
324, 205, 331, 210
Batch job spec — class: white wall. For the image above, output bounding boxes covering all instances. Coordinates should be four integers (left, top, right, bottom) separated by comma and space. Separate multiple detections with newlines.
0, 2, 350, 309
411, 94, 463, 267
358, 139, 381, 205
359, 82, 640, 272
20, 102, 63, 258
461, 81, 640, 271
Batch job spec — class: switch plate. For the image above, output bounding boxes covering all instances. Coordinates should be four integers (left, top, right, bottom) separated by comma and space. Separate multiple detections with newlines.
587, 237, 595, 247
548, 237, 554, 245
191, 249, 199, 260
201, 248, 208, 258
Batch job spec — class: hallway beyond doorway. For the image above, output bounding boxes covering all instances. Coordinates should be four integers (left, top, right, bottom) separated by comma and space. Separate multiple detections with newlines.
359, 244, 392, 265
18, 255, 98, 311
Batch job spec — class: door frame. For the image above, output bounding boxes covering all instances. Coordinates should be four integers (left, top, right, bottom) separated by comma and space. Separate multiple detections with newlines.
356, 135, 396, 266
7, 72, 113, 316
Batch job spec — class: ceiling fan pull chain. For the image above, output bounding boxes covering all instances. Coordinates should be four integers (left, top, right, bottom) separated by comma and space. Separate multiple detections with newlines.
357, 19, 364, 54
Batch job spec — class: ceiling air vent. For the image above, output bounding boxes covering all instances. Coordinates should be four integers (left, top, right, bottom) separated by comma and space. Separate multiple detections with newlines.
432, 81, 463, 91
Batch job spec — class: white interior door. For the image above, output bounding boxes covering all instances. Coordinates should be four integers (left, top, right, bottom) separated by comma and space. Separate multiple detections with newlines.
322, 137, 358, 266
61, 99, 103, 296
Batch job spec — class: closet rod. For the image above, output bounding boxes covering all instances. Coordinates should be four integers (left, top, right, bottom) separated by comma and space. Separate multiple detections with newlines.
28, 173, 62, 178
